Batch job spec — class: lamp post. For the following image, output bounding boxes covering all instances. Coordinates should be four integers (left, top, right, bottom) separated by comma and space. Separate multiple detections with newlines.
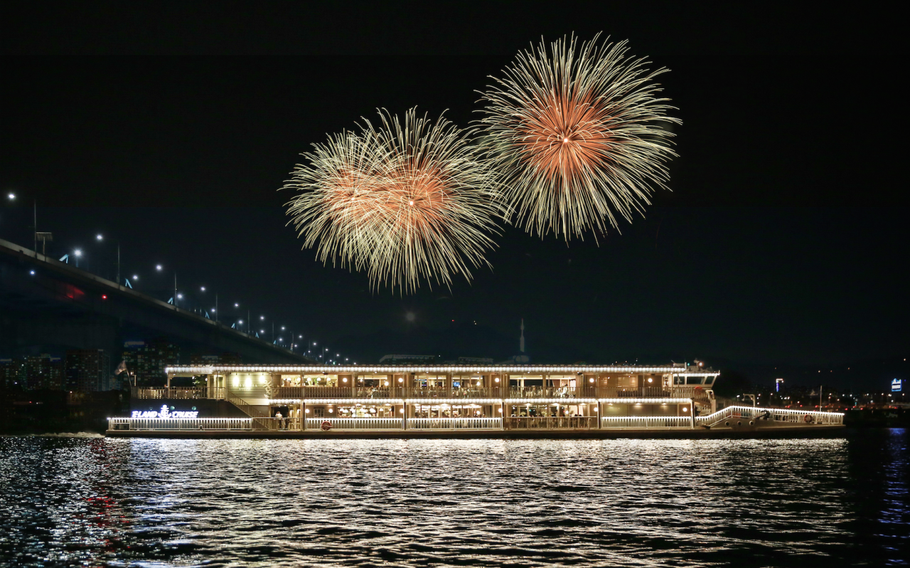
4, 192, 38, 253
155, 265, 178, 309
95, 234, 121, 285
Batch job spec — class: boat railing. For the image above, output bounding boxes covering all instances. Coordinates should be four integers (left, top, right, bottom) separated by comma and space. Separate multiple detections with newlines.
670, 386, 710, 399
275, 386, 349, 399
696, 405, 844, 427
596, 387, 678, 398
408, 417, 503, 430
448, 388, 489, 399
131, 387, 213, 400
600, 416, 693, 429
306, 417, 403, 430
227, 395, 270, 417
355, 387, 392, 399
272, 386, 405, 399
108, 417, 252, 430
507, 416, 597, 429
507, 387, 580, 399
409, 387, 455, 399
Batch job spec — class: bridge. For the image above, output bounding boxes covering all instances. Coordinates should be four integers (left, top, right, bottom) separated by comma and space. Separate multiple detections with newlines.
0, 238, 311, 365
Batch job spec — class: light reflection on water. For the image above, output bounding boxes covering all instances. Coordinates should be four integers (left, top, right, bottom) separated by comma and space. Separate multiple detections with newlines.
0, 432, 906, 566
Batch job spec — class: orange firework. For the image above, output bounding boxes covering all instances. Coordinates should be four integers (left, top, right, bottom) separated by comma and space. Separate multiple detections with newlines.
283, 108, 499, 293
476, 33, 680, 240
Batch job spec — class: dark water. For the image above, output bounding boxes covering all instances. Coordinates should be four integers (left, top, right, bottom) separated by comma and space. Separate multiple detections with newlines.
0, 431, 907, 567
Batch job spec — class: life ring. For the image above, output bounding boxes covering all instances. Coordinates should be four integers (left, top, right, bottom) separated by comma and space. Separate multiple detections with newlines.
321, 420, 332, 431
804, 414, 814, 424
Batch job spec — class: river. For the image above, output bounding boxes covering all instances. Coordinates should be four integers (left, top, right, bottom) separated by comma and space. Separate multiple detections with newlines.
0, 430, 906, 566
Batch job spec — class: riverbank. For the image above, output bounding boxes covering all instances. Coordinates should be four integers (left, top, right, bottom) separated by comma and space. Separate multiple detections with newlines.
0, 388, 125, 435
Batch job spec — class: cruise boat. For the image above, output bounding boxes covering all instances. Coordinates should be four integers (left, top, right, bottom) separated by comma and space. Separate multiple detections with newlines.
107, 362, 845, 437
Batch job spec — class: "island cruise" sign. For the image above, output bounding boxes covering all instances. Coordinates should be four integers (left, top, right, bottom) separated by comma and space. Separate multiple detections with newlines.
131, 405, 199, 419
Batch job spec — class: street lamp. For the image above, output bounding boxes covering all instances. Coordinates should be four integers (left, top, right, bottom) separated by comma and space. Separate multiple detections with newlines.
95, 233, 122, 285
198, 286, 217, 320
155, 265, 177, 308
5, 192, 39, 253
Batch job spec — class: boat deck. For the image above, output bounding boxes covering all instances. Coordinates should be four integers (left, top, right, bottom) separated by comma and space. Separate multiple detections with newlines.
105, 424, 846, 439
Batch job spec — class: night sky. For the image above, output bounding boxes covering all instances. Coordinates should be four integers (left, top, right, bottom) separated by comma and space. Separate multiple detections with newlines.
1, 3, 905, 376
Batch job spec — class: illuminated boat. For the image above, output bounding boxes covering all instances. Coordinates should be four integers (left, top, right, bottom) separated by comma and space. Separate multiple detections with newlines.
107, 362, 845, 436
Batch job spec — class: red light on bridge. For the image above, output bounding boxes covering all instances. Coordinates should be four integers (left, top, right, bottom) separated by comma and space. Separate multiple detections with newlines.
101, 294, 108, 300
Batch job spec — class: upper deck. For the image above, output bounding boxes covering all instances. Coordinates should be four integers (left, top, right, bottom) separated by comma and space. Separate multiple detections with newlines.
154, 363, 719, 403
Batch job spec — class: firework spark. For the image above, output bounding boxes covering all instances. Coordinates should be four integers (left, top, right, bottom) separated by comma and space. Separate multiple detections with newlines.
283, 108, 499, 293
475, 33, 680, 240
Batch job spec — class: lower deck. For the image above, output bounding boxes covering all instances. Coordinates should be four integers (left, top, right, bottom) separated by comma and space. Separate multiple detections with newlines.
108, 405, 845, 436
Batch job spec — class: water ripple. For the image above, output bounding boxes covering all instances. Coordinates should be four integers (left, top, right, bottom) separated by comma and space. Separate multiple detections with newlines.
0, 432, 907, 566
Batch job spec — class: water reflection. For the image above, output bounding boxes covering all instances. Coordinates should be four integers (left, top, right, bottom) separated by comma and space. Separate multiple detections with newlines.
0, 432, 906, 566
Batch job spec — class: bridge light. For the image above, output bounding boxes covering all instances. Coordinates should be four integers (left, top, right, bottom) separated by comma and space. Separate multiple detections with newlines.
101, 294, 108, 300
96, 234, 103, 241
7, 192, 14, 200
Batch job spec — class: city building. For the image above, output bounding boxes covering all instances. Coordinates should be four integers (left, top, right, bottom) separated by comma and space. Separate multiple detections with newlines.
24, 354, 64, 390
65, 349, 110, 392
0, 358, 23, 389
121, 338, 180, 386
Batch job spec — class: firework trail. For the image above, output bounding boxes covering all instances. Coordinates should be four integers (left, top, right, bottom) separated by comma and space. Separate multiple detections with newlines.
475, 33, 680, 241
283, 108, 499, 294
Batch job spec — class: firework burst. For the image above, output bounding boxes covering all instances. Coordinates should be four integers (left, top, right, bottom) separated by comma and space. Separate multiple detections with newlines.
283, 108, 499, 294
476, 33, 680, 240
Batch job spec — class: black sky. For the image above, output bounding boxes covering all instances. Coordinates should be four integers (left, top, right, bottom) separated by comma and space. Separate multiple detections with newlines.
1, 2, 906, 370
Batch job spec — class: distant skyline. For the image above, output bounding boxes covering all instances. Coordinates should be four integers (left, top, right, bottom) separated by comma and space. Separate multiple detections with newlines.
1, 3, 905, 372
